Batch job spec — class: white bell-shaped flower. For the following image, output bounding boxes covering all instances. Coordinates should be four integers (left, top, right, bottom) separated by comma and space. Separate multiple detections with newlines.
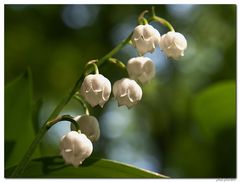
127, 57, 155, 84
71, 115, 100, 142
80, 74, 111, 108
131, 24, 161, 56
60, 131, 93, 167
113, 78, 142, 108
159, 31, 187, 60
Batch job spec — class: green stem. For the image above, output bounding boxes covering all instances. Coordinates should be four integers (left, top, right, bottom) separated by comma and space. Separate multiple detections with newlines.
93, 63, 99, 74
74, 94, 90, 115
10, 125, 47, 177
108, 57, 126, 70
151, 6, 156, 17
11, 29, 132, 178
149, 16, 175, 32
99, 32, 132, 65
84, 60, 99, 75
138, 10, 149, 25
46, 115, 80, 131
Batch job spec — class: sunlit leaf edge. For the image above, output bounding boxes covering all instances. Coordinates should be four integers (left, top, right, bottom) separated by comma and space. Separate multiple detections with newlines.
5, 155, 168, 178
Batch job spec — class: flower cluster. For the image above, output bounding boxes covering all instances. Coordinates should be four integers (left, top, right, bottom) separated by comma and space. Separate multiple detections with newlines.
59, 12, 187, 167
80, 58, 153, 109
132, 24, 187, 60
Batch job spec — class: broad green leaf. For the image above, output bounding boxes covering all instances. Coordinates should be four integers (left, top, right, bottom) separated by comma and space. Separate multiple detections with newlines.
5, 156, 167, 178
192, 80, 236, 138
5, 69, 40, 168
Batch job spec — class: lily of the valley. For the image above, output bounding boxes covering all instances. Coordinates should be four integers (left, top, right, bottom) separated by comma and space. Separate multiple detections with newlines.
127, 56, 155, 84
131, 24, 161, 55
113, 78, 142, 108
159, 31, 187, 60
71, 115, 100, 142
80, 74, 111, 107
60, 131, 93, 167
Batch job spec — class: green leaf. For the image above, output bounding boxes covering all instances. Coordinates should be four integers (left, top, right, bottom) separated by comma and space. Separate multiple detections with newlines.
5, 69, 40, 168
192, 80, 236, 138
5, 156, 167, 178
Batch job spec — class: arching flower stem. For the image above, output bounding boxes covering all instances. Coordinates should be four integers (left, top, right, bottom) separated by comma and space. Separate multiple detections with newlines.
74, 94, 90, 116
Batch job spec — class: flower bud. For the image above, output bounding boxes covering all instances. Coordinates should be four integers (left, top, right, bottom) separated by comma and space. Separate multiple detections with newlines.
127, 57, 155, 84
159, 31, 187, 60
80, 74, 111, 108
71, 115, 100, 142
60, 131, 93, 167
113, 78, 142, 108
131, 24, 161, 55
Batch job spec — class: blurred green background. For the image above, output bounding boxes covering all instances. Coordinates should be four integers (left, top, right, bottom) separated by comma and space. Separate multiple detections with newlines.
5, 4, 236, 178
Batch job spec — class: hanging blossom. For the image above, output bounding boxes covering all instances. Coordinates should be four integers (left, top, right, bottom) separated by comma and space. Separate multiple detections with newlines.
113, 78, 142, 108
71, 115, 100, 142
159, 31, 187, 60
60, 131, 93, 167
131, 24, 161, 55
127, 56, 156, 84
80, 74, 111, 108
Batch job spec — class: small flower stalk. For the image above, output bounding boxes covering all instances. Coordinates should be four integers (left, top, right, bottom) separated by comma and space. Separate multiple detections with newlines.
159, 31, 187, 60
127, 57, 155, 84
71, 115, 100, 142
80, 74, 111, 108
113, 78, 142, 108
60, 131, 93, 167
131, 24, 161, 55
